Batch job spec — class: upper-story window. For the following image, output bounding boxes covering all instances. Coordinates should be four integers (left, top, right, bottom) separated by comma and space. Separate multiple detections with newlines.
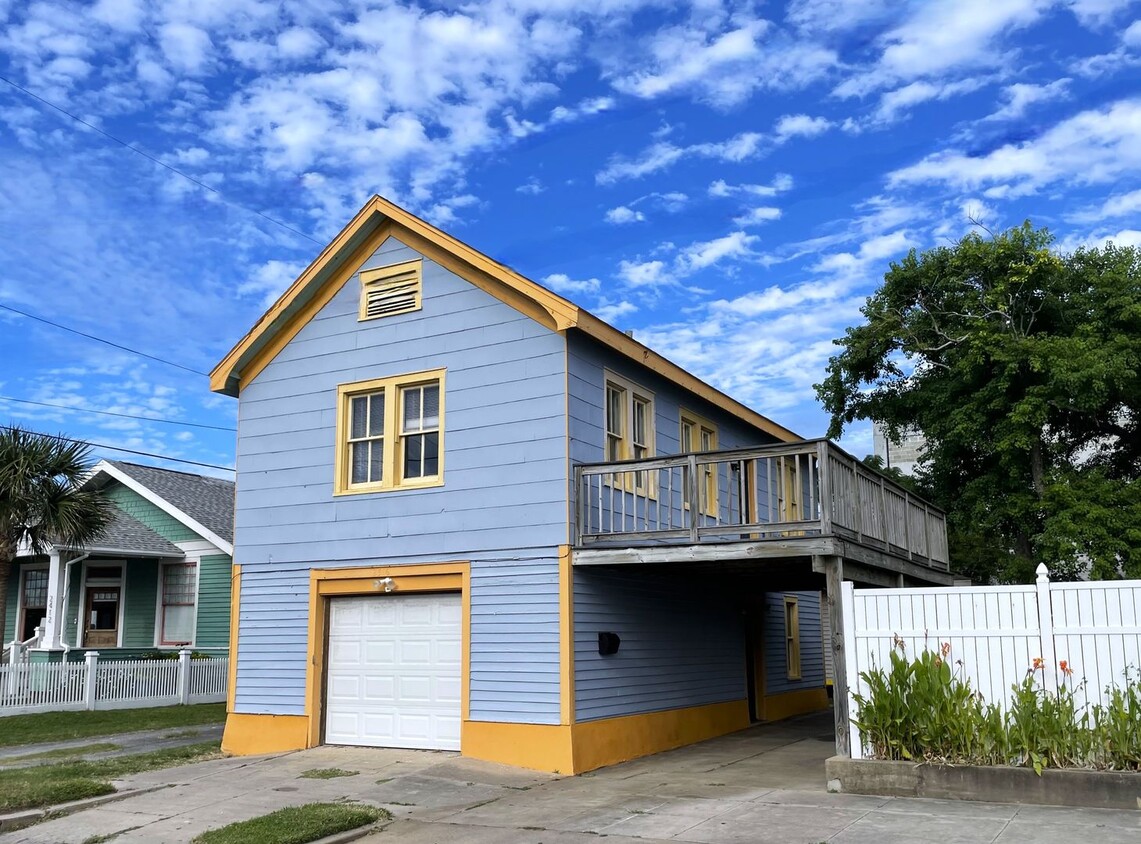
335, 369, 445, 495
359, 259, 422, 321
603, 372, 654, 463
680, 409, 719, 515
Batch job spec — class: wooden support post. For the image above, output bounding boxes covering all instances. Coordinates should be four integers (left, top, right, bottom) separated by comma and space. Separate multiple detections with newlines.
820, 555, 850, 757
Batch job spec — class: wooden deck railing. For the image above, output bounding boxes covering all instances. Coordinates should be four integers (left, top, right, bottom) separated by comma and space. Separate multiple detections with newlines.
574, 439, 949, 571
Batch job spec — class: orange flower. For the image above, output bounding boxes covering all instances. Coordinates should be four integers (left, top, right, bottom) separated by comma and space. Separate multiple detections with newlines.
1032, 657, 1044, 670
1059, 660, 1073, 676
941, 642, 952, 658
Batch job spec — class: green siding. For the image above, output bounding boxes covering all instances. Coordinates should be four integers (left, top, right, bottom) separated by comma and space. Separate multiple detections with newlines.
195, 555, 232, 649
104, 483, 198, 543
122, 560, 158, 647
3, 562, 22, 643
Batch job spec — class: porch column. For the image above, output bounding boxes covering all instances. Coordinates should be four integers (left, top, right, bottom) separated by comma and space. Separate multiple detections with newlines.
818, 554, 850, 757
43, 551, 65, 649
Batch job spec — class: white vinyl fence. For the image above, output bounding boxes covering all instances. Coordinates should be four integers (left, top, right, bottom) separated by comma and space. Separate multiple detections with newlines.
842, 565, 1141, 758
0, 650, 228, 717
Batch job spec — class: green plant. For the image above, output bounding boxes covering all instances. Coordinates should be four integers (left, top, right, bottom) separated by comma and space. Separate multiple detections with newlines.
852, 641, 1141, 774
298, 768, 358, 779
190, 803, 388, 844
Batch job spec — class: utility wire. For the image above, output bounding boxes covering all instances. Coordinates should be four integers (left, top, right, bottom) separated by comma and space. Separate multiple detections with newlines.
0, 303, 209, 377
0, 395, 236, 432
0, 74, 322, 247
2, 426, 235, 472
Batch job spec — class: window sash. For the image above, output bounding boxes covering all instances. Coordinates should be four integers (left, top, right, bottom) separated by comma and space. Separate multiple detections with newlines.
785, 598, 801, 679
22, 569, 48, 610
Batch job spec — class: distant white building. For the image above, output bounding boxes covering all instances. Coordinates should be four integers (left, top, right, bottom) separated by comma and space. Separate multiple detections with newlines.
872, 423, 926, 476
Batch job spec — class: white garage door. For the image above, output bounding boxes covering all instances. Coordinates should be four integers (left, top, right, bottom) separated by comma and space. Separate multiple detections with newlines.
325, 593, 462, 751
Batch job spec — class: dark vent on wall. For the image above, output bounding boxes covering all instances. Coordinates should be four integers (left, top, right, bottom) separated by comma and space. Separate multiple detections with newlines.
359, 260, 422, 320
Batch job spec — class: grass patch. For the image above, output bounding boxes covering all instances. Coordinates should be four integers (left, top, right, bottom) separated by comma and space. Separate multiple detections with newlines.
0, 703, 225, 749
1, 743, 121, 765
298, 768, 359, 779
0, 741, 222, 813
190, 803, 389, 844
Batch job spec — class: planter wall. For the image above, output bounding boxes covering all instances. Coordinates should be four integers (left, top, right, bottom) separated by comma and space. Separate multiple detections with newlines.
826, 756, 1141, 811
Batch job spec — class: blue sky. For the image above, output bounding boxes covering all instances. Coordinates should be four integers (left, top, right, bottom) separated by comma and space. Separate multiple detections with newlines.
1, 0, 1139, 477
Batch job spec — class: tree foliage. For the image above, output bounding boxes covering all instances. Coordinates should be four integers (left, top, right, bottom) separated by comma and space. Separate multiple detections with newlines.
0, 428, 113, 639
817, 224, 1141, 582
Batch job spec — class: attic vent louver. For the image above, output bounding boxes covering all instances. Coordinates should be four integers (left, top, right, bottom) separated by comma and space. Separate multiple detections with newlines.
359, 259, 422, 321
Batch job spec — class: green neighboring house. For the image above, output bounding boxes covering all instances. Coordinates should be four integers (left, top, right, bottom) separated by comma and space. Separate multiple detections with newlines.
3, 461, 233, 662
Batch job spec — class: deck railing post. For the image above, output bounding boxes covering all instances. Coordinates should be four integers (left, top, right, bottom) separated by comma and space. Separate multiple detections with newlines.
903, 492, 913, 560
687, 453, 700, 542
84, 650, 99, 711
850, 456, 863, 541
574, 465, 585, 545
816, 441, 833, 535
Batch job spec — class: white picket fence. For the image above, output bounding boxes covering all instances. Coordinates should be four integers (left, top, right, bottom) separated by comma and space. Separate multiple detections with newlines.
0, 650, 228, 717
842, 565, 1141, 758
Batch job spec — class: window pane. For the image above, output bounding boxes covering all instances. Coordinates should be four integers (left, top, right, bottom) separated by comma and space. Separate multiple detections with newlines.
23, 570, 48, 608
422, 432, 439, 476
681, 420, 693, 451
606, 435, 622, 462
422, 384, 440, 428
369, 439, 384, 482
351, 440, 369, 484
700, 428, 713, 451
404, 433, 423, 478
162, 565, 196, 605
606, 386, 623, 436
632, 400, 645, 443
351, 396, 368, 439
403, 386, 422, 432
368, 392, 385, 437
163, 604, 195, 644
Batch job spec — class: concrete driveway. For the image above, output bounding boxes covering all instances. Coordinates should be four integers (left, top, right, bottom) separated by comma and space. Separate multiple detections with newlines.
4, 712, 1139, 844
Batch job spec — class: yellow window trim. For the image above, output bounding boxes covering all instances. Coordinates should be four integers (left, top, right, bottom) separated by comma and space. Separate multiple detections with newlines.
784, 596, 802, 680
358, 258, 422, 322
679, 408, 719, 517
334, 367, 446, 496
603, 370, 655, 496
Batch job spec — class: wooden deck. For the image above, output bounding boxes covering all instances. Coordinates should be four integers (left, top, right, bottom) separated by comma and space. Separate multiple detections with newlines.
573, 439, 953, 586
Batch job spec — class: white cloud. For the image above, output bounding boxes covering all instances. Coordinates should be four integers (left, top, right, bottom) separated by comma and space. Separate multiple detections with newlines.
872, 77, 989, 124
835, 0, 1044, 98
733, 206, 782, 226
677, 231, 758, 273
786, 0, 895, 33
516, 178, 545, 195
983, 78, 1071, 122
618, 259, 672, 288
888, 98, 1141, 198
1125, 20, 1141, 46
709, 173, 794, 198
238, 259, 307, 307
1066, 0, 1136, 26
1068, 188, 1141, 222
159, 22, 214, 74
773, 114, 833, 141
596, 131, 763, 184
594, 300, 638, 322
542, 273, 601, 295
605, 206, 645, 224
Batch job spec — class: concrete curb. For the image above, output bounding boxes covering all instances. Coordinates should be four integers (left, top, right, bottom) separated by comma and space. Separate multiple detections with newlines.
0, 784, 170, 833
310, 820, 392, 844
826, 755, 1141, 811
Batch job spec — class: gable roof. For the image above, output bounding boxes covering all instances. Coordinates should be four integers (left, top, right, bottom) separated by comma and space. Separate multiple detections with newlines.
90, 461, 235, 556
210, 195, 800, 443
79, 508, 185, 557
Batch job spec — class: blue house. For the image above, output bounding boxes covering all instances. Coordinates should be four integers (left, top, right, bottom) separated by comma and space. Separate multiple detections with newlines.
210, 197, 951, 772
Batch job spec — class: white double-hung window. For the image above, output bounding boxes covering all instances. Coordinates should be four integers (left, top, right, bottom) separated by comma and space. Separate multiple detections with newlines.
160, 562, 197, 646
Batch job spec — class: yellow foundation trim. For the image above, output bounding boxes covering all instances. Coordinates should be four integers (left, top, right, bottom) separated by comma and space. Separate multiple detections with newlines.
760, 687, 831, 722
305, 562, 471, 749
463, 721, 575, 774
226, 564, 241, 712
222, 713, 309, 755
572, 699, 750, 774
558, 545, 574, 726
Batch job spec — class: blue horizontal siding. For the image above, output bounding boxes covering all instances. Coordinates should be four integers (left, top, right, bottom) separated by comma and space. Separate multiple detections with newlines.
764, 591, 825, 695
573, 567, 745, 722
234, 556, 561, 723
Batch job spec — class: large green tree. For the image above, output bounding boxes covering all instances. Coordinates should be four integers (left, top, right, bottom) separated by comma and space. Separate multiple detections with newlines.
816, 224, 1141, 582
0, 428, 113, 643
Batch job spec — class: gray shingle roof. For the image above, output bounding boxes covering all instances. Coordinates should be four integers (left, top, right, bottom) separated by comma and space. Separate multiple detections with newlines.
108, 461, 235, 545
88, 508, 185, 556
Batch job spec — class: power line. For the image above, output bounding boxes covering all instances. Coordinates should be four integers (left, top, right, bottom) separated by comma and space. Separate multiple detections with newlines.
0, 303, 209, 376
2, 426, 234, 472
0, 395, 236, 432
0, 74, 322, 247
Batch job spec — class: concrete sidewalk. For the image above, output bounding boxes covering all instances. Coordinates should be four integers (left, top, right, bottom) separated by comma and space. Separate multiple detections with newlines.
2, 715, 1138, 843
0, 723, 225, 770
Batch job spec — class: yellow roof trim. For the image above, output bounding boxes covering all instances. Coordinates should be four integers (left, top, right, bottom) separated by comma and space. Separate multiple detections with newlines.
210, 195, 800, 442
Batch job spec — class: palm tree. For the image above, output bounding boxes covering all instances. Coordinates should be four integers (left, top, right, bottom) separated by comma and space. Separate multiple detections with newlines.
0, 428, 113, 644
